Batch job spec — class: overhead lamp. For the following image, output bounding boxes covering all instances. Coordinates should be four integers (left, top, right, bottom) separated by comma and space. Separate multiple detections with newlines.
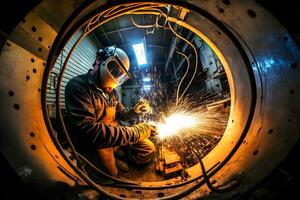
143, 85, 151, 90
132, 42, 147, 65
143, 77, 150, 82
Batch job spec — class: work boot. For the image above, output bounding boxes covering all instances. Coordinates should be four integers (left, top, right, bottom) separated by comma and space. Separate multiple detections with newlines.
115, 159, 129, 173
114, 147, 130, 161
130, 156, 153, 168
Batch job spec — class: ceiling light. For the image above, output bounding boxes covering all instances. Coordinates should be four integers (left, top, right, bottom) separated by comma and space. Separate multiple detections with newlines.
143, 85, 151, 90
143, 77, 150, 82
132, 43, 147, 65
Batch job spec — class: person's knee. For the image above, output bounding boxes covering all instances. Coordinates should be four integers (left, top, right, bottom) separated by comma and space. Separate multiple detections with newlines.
133, 140, 156, 164
96, 148, 118, 176
147, 141, 156, 155
140, 139, 156, 157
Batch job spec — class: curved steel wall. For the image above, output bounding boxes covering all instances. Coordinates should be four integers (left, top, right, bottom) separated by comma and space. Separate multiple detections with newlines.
0, 0, 299, 199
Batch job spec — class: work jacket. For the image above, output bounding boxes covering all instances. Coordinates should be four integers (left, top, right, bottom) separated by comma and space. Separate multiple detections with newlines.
65, 71, 140, 151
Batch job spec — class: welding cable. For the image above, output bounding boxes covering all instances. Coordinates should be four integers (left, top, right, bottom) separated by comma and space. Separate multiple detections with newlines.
113, 161, 220, 190
81, 164, 115, 185
167, 20, 199, 105
84, 5, 169, 36
52, 103, 136, 185
130, 13, 169, 30
130, 15, 156, 28
47, 107, 136, 186
175, 51, 190, 107
157, 165, 234, 200
55, 35, 85, 169
104, 3, 169, 18
43, 107, 125, 199
199, 159, 240, 193
77, 153, 138, 185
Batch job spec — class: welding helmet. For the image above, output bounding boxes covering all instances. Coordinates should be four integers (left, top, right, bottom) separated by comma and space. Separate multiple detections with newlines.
98, 45, 131, 88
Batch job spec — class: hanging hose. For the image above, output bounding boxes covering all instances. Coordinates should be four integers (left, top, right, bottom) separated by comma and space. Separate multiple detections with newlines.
199, 159, 241, 193
175, 51, 190, 107
77, 153, 138, 185
167, 20, 199, 106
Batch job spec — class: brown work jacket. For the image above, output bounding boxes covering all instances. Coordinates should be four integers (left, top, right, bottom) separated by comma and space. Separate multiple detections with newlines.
65, 71, 140, 152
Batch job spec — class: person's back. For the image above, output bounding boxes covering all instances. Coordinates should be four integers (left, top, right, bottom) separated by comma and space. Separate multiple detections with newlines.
65, 72, 92, 152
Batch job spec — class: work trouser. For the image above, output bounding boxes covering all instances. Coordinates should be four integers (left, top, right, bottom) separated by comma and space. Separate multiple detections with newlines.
97, 139, 156, 176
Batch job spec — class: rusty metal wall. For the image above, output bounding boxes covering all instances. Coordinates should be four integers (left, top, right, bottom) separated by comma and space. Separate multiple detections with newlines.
0, 0, 91, 192
0, 0, 299, 199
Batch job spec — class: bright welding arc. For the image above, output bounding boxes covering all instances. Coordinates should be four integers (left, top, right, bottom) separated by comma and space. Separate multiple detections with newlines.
155, 97, 228, 140
157, 111, 200, 138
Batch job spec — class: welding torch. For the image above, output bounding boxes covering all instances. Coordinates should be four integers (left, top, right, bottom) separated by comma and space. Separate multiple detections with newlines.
133, 97, 152, 115
133, 97, 159, 137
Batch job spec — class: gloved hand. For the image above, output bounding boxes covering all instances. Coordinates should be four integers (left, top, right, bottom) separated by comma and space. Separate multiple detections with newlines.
133, 122, 157, 141
133, 98, 152, 114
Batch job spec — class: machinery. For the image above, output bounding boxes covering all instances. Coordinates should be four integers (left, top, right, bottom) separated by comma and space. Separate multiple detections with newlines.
155, 144, 184, 179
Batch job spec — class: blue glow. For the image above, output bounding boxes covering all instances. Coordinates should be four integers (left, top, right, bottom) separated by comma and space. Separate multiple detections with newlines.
132, 43, 147, 65
143, 85, 151, 90
263, 58, 275, 72
143, 77, 151, 82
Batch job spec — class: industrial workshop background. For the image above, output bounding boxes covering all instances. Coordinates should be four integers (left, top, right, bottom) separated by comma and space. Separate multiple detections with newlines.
0, 0, 299, 200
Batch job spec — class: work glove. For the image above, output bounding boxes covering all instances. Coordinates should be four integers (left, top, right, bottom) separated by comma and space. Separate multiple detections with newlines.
133, 122, 157, 141
133, 98, 152, 114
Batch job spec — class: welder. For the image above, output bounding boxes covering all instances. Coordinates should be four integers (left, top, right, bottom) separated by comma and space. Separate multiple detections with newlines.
65, 45, 156, 176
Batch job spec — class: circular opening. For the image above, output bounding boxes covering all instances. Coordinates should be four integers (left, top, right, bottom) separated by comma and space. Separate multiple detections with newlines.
14, 104, 20, 110
247, 9, 256, 18
42, 2, 260, 197
268, 129, 274, 134
32, 26, 37, 32
253, 150, 259, 156
31, 145, 37, 150
45, 3, 232, 184
8, 91, 14, 96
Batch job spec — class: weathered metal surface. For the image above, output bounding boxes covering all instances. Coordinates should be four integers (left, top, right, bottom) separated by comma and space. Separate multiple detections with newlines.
0, 40, 80, 189
0, 0, 299, 199
0, 0, 89, 192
